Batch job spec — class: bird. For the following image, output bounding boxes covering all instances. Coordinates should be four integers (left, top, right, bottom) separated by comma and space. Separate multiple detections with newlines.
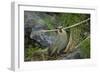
30, 18, 90, 55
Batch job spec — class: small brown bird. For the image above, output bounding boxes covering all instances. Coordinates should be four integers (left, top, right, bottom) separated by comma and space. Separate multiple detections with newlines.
49, 26, 68, 55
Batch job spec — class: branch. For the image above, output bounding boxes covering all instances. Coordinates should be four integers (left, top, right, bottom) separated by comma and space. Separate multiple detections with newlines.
32, 18, 90, 33
63, 18, 90, 30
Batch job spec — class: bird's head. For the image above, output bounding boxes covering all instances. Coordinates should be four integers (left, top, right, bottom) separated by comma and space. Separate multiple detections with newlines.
56, 26, 63, 33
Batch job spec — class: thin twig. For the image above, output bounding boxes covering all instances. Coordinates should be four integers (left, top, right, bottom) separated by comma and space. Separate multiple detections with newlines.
74, 35, 90, 49
63, 18, 90, 30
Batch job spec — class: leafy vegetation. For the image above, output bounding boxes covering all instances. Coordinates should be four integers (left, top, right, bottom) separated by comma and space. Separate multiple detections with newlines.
79, 36, 90, 58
